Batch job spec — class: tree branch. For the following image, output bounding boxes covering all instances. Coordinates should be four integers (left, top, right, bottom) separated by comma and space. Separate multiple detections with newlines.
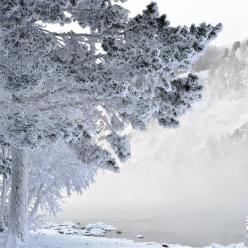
39, 28, 102, 39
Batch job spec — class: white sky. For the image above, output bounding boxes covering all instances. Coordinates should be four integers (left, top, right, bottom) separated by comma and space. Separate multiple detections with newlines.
123, 0, 248, 46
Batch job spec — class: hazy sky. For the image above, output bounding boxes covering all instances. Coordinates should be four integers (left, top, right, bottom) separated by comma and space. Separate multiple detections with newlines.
123, 0, 248, 46
57, 0, 248, 228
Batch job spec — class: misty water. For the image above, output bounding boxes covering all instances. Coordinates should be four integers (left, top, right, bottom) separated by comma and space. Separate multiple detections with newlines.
109, 214, 246, 246
64, 211, 247, 246
83, 214, 246, 246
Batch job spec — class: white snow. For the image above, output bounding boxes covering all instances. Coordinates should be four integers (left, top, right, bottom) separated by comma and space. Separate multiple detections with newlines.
28, 229, 161, 248
1, 229, 247, 248
0, 228, 161, 248
39, 221, 118, 237
85, 222, 118, 232
61, 221, 75, 227
136, 235, 144, 239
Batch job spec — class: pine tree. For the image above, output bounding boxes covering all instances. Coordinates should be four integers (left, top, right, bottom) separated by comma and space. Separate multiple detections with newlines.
0, 0, 221, 246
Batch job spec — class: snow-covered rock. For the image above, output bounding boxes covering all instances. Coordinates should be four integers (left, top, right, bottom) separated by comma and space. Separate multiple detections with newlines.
38, 221, 117, 237
86, 222, 118, 231
83, 227, 105, 236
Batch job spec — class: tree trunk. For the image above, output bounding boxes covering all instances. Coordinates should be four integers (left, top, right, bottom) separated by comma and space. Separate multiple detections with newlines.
29, 184, 43, 220
5, 148, 28, 248
0, 176, 7, 232
0, 144, 9, 232
30, 197, 40, 220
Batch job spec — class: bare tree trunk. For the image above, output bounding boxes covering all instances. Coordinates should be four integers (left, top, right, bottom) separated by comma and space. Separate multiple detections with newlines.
29, 184, 43, 220
0, 176, 7, 232
27, 186, 36, 207
5, 147, 28, 248
30, 197, 40, 220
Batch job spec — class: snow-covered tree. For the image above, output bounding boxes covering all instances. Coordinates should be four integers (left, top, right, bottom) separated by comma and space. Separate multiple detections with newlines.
0, 140, 113, 229
0, 0, 221, 246
27, 139, 115, 220
195, 39, 248, 101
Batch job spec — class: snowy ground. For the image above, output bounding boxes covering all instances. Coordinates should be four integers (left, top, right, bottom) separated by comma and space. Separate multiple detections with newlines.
0, 230, 162, 248
28, 229, 162, 248
0, 222, 247, 248
0, 222, 163, 248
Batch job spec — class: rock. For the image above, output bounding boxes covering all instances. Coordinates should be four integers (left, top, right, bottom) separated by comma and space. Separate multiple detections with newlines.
74, 226, 83, 230
162, 243, 169, 247
58, 231, 64, 234
116, 230, 122, 234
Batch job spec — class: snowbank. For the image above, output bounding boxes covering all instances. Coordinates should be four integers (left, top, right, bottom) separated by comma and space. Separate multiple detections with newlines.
0, 228, 160, 248
29, 229, 161, 248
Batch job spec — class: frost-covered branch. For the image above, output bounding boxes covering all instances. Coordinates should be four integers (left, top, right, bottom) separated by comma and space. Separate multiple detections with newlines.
0, 0, 221, 245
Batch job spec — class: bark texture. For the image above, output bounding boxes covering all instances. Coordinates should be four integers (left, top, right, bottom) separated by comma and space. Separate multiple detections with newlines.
0, 176, 7, 232
5, 148, 28, 247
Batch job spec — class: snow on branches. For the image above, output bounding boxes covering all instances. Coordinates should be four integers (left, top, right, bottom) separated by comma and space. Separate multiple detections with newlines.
0, 1, 221, 241
0, 0, 221, 154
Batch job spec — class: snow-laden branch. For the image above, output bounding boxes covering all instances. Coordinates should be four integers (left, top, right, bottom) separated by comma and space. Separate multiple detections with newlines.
0, 0, 221, 245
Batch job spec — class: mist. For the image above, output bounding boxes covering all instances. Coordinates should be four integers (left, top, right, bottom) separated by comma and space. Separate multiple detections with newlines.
58, 102, 248, 218
52, 41, 248, 245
